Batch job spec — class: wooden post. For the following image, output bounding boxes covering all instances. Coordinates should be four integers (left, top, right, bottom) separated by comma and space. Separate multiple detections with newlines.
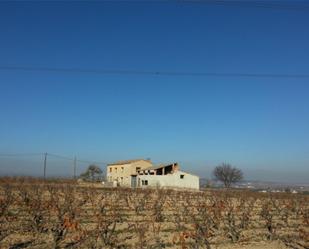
73, 156, 77, 179
43, 152, 47, 179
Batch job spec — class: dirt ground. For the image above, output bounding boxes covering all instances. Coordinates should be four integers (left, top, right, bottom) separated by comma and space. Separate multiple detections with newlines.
216, 241, 290, 249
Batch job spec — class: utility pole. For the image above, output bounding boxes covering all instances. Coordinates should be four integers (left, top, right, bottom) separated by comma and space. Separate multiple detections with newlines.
43, 152, 47, 179
73, 156, 77, 179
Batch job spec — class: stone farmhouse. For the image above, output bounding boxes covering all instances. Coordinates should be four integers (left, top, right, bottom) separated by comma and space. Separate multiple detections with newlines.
106, 159, 199, 190
106, 159, 152, 187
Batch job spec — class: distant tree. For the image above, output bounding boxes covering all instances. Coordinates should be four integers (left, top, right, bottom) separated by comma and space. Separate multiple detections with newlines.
284, 187, 291, 193
80, 164, 103, 182
212, 163, 243, 188
205, 179, 213, 188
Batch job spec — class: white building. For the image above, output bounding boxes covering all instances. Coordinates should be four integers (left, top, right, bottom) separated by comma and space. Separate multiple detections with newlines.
132, 163, 199, 190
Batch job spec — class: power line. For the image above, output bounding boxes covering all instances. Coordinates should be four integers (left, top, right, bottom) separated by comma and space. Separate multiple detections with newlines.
4, 0, 309, 11
46, 153, 109, 164
1, 66, 309, 79
63, 0, 309, 11
47, 153, 109, 164
196, 1, 309, 11
76, 159, 110, 165
0, 152, 110, 179
47, 153, 74, 161
0, 153, 43, 157
0, 152, 109, 165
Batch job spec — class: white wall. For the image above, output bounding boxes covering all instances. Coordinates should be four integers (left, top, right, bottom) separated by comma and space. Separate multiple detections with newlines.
137, 170, 199, 190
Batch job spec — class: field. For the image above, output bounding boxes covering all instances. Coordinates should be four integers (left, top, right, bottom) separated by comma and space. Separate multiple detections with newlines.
0, 178, 308, 249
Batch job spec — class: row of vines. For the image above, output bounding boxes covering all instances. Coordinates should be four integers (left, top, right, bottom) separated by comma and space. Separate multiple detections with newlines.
0, 178, 308, 249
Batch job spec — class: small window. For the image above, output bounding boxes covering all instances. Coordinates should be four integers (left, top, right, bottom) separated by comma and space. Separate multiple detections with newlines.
115, 167, 117, 173
142, 180, 148, 186
180, 174, 184, 179
121, 167, 124, 173
109, 167, 112, 173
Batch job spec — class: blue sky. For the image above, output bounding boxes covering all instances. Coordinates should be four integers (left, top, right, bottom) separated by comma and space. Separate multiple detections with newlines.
0, 2, 308, 183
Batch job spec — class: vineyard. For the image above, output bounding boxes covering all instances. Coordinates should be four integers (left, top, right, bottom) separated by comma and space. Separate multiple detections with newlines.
0, 177, 308, 249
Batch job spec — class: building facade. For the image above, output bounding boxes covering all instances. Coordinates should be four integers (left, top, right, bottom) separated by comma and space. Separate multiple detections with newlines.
134, 163, 200, 190
106, 159, 152, 187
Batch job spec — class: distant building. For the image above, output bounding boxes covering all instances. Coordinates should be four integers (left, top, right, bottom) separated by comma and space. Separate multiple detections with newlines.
259, 190, 267, 193
106, 159, 152, 187
134, 163, 199, 190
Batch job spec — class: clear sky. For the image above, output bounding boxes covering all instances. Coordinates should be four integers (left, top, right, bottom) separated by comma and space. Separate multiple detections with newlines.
0, 2, 308, 183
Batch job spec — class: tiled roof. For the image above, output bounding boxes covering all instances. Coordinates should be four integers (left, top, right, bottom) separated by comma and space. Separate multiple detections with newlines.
107, 159, 151, 166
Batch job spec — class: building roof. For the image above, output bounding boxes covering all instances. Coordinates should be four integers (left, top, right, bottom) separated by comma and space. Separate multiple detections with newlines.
140, 162, 178, 171
107, 159, 151, 166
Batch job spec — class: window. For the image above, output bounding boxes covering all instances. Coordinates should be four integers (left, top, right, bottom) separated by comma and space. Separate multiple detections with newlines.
180, 174, 184, 179
115, 167, 117, 173
109, 167, 112, 173
121, 167, 124, 173
142, 180, 148, 186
